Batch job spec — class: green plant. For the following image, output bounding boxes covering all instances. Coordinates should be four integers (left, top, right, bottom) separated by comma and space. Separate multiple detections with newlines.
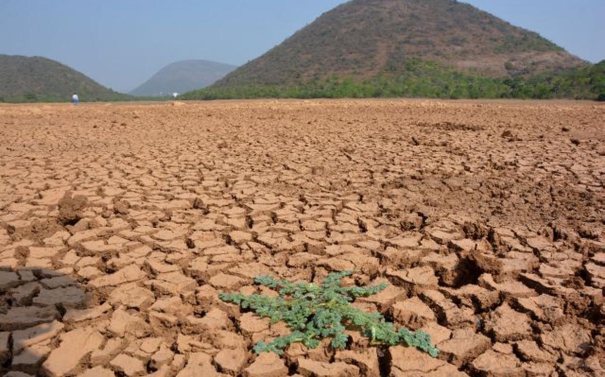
219, 271, 439, 357
23, 93, 38, 102
183, 58, 605, 101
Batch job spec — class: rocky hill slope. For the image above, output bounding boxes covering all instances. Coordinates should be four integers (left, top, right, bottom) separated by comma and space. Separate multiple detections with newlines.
214, 0, 585, 88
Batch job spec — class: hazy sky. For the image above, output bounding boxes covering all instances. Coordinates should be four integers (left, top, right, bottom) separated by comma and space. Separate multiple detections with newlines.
0, 0, 603, 93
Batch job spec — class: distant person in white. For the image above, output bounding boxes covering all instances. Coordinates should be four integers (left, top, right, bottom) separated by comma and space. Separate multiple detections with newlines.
71, 93, 79, 106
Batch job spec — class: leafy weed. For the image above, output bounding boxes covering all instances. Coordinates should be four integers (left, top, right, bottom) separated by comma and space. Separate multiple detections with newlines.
219, 271, 439, 356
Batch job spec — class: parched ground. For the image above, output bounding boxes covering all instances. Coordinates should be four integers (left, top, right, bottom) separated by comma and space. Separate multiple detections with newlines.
0, 99, 603, 377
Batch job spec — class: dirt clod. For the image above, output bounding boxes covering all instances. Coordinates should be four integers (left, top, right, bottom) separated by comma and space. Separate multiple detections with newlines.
57, 192, 87, 225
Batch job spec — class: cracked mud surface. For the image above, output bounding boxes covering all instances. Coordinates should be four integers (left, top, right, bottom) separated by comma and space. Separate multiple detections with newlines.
0, 99, 603, 376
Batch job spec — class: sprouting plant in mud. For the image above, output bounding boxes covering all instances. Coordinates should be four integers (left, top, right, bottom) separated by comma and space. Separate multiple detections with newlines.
219, 271, 439, 357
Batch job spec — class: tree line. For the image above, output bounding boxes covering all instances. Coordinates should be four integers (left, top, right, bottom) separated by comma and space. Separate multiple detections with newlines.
182, 60, 605, 101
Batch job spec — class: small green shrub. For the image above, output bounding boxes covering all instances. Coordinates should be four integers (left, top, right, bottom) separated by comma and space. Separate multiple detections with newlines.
23, 93, 38, 102
219, 271, 439, 357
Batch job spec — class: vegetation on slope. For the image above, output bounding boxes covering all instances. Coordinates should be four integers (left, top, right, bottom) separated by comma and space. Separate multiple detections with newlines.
0, 55, 129, 103
514, 59, 605, 100
214, 0, 585, 89
182, 59, 605, 101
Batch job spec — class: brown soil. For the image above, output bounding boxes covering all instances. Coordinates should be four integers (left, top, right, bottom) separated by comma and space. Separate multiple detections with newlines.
0, 99, 603, 376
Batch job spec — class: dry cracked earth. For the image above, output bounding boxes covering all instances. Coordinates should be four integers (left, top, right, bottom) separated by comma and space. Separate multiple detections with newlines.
0, 99, 603, 377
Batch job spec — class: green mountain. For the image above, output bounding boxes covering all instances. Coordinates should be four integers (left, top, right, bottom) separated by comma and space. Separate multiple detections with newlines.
129, 60, 237, 97
213, 0, 585, 88
184, 0, 601, 100
0, 54, 127, 102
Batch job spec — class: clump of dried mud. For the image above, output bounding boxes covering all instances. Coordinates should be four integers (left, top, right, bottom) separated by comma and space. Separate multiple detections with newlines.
58, 192, 88, 225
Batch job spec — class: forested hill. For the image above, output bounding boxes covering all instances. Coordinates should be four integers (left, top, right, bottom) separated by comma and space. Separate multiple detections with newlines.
212, 0, 585, 89
0, 55, 128, 102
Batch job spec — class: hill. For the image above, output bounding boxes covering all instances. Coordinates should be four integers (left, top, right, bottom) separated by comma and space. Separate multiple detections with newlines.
0, 54, 127, 102
129, 60, 237, 97
214, 0, 585, 87
186, 0, 589, 98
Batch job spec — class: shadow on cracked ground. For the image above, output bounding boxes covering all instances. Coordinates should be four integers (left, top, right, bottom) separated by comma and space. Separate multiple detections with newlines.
1, 267, 92, 376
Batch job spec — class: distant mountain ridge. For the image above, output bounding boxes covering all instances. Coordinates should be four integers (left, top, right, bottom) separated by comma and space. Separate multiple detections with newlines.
129, 60, 237, 97
0, 54, 127, 102
213, 0, 586, 88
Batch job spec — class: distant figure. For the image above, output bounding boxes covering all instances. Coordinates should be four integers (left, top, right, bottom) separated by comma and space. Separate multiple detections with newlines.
71, 93, 79, 106
173, 92, 179, 98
